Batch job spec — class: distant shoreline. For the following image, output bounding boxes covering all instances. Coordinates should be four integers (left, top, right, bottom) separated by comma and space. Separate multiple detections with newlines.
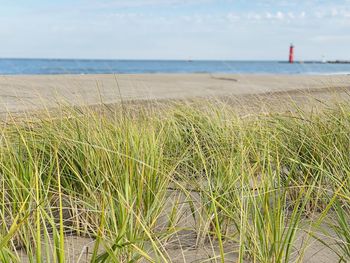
1, 58, 350, 62
279, 61, 350, 64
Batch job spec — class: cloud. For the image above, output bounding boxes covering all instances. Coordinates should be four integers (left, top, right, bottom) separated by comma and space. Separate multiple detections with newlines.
276, 11, 284, 20
247, 12, 262, 20
241, 11, 307, 22
86, 0, 214, 8
313, 8, 350, 19
311, 35, 350, 42
1, 0, 350, 60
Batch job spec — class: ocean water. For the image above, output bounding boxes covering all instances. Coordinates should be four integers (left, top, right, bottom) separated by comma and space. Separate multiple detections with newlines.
0, 59, 349, 75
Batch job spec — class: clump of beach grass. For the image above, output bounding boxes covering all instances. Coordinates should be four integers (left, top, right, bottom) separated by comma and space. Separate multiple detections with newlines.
0, 100, 350, 262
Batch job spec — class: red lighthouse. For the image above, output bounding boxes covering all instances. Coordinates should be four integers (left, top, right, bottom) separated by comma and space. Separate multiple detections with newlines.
289, 44, 294, 64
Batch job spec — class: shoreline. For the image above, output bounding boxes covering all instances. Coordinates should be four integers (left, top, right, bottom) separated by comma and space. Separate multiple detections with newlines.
0, 71, 349, 76
0, 73, 349, 113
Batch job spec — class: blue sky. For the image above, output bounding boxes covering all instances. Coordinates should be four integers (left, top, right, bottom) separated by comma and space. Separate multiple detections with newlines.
0, 0, 349, 60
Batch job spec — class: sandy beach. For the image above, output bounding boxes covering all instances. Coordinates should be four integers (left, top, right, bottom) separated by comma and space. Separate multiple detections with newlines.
2, 73, 350, 263
0, 73, 349, 113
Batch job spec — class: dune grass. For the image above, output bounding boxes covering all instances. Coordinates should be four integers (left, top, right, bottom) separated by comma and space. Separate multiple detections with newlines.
0, 101, 350, 262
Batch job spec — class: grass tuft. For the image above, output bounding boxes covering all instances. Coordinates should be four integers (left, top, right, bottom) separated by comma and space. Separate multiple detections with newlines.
0, 101, 350, 262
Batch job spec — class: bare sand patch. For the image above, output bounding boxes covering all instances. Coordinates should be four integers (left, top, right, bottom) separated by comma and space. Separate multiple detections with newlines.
0, 74, 349, 113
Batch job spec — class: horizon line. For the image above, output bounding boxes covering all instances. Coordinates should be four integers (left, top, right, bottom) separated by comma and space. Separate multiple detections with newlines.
0, 57, 329, 62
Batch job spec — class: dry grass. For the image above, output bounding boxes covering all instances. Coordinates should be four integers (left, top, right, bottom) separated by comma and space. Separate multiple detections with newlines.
0, 99, 350, 262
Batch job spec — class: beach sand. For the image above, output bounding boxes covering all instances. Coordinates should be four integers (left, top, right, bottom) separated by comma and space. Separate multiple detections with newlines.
3, 73, 350, 262
0, 73, 349, 113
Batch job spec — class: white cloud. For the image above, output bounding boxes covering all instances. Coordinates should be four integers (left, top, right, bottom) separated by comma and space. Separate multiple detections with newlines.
311, 35, 350, 42
226, 13, 240, 21
265, 12, 273, 19
247, 12, 262, 20
314, 9, 350, 19
276, 11, 284, 20
242, 11, 307, 22
86, 0, 214, 8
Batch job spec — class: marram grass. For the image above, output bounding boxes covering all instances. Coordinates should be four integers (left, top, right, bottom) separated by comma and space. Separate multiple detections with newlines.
0, 102, 350, 262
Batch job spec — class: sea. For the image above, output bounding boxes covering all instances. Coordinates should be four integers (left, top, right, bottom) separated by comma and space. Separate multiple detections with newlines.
0, 59, 350, 75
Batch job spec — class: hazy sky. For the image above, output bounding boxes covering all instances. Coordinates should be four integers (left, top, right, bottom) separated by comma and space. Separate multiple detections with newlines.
0, 0, 349, 60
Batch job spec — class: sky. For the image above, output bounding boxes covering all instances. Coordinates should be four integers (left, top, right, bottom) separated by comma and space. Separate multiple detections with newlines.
0, 0, 349, 60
